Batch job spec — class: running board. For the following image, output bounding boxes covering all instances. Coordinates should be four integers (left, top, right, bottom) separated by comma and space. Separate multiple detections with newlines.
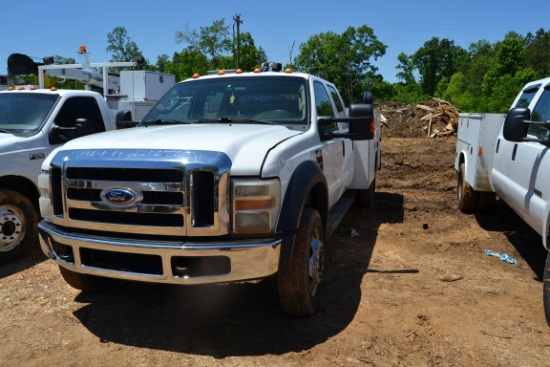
326, 193, 355, 240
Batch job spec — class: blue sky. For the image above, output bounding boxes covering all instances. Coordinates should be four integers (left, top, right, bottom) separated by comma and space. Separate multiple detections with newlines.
2, 0, 549, 83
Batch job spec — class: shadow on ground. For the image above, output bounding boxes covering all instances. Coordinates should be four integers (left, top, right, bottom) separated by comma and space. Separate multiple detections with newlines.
71, 191, 405, 358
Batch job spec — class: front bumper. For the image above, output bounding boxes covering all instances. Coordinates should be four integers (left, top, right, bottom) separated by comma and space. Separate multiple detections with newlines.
38, 221, 281, 285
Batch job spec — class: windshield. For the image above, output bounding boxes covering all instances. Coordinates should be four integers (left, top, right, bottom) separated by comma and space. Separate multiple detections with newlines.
0, 93, 59, 133
141, 76, 308, 128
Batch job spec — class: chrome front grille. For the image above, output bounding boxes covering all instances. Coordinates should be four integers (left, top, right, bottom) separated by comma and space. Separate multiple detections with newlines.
48, 149, 231, 237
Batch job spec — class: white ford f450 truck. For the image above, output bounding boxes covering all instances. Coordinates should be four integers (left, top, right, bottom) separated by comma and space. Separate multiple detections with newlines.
37, 65, 381, 316
455, 77, 550, 324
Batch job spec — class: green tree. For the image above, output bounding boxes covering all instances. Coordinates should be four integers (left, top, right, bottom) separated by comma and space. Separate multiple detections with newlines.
411, 37, 467, 96
295, 25, 386, 104
106, 26, 147, 70
235, 32, 267, 71
395, 52, 416, 84
162, 49, 209, 81
525, 28, 550, 78
175, 19, 232, 70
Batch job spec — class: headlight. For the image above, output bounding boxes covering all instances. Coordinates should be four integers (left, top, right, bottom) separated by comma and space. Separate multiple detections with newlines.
232, 178, 280, 235
38, 171, 53, 221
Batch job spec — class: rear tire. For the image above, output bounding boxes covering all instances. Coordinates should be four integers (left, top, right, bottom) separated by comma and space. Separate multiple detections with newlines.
278, 208, 324, 317
457, 162, 478, 213
543, 251, 550, 326
357, 179, 375, 208
0, 190, 38, 265
59, 266, 105, 292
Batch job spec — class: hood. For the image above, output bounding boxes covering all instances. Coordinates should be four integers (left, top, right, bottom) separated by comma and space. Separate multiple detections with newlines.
0, 131, 44, 155
59, 124, 302, 175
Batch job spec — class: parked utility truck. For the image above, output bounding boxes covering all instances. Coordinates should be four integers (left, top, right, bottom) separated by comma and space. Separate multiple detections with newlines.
455, 77, 550, 324
0, 50, 174, 264
37, 64, 381, 316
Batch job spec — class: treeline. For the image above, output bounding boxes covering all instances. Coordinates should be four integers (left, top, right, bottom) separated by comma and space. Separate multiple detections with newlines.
58, 22, 550, 113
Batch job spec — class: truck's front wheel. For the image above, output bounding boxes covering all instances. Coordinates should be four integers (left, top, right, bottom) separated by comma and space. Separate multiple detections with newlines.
278, 208, 324, 317
0, 190, 38, 265
543, 251, 550, 326
59, 266, 106, 292
457, 162, 478, 213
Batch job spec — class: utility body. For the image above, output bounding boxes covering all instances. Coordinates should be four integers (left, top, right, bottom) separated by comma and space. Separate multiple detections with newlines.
37, 66, 381, 316
455, 77, 550, 324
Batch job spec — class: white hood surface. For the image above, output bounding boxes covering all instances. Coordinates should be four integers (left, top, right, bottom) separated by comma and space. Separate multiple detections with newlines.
58, 124, 302, 175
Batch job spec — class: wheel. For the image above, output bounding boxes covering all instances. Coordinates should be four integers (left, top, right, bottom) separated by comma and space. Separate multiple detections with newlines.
278, 208, 324, 317
0, 190, 38, 265
457, 162, 478, 213
357, 179, 376, 208
59, 266, 106, 292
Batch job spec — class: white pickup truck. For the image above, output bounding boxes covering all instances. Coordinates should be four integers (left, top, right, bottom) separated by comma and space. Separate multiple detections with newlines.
37, 65, 381, 316
455, 77, 550, 324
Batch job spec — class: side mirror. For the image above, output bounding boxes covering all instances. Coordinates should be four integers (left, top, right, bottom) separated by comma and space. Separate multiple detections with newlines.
115, 110, 139, 129
503, 107, 530, 142
75, 118, 95, 137
348, 104, 375, 140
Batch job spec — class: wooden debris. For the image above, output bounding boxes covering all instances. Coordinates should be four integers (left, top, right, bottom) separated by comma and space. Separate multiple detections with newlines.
378, 98, 460, 138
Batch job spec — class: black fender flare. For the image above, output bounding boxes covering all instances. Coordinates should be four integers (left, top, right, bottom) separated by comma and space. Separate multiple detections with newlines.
277, 160, 328, 271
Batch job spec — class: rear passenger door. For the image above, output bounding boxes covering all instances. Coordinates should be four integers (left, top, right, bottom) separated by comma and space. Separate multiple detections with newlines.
313, 81, 347, 207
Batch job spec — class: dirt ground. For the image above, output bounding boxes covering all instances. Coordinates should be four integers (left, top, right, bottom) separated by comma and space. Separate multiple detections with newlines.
2, 132, 550, 366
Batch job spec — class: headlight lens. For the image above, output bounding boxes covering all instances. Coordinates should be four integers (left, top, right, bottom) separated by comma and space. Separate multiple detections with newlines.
38, 171, 53, 221
232, 178, 280, 235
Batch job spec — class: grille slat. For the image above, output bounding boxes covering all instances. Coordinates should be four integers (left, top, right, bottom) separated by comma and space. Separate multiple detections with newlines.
69, 208, 184, 227
66, 167, 184, 182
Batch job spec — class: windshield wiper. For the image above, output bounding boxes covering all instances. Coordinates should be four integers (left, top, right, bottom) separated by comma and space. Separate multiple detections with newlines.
0, 128, 12, 134
148, 119, 193, 125
198, 117, 277, 125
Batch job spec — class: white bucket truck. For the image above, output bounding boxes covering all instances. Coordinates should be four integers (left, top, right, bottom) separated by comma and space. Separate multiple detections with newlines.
456, 77, 550, 324
37, 64, 381, 316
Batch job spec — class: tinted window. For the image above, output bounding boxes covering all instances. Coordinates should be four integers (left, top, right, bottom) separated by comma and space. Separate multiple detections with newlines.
514, 84, 540, 108
327, 85, 345, 117
529, 89, 550, 139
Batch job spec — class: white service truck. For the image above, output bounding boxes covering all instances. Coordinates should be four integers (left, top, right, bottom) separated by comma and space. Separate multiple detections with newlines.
455, 77, 550, 324
37, 65, 381, 316
0, 54, 174, 264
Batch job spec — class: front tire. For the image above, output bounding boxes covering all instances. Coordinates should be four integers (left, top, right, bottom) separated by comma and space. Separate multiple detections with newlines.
278, 208, 324, 317
543, 251, 550, 326
0, 190, 38, 265
457, 162, 478, 213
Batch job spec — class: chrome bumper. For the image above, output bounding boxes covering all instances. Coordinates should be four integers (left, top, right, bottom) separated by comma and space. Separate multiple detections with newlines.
38, 221, 281, 285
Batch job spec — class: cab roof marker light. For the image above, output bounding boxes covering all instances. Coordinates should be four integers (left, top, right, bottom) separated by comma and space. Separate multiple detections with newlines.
192, 73, 200, 79
285, 68, 293, 73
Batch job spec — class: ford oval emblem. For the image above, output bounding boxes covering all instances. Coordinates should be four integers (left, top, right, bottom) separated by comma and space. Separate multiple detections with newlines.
100, 188, 141, 207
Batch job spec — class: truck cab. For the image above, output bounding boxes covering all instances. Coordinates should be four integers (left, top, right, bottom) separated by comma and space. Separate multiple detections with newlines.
0, 89, 117, 264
